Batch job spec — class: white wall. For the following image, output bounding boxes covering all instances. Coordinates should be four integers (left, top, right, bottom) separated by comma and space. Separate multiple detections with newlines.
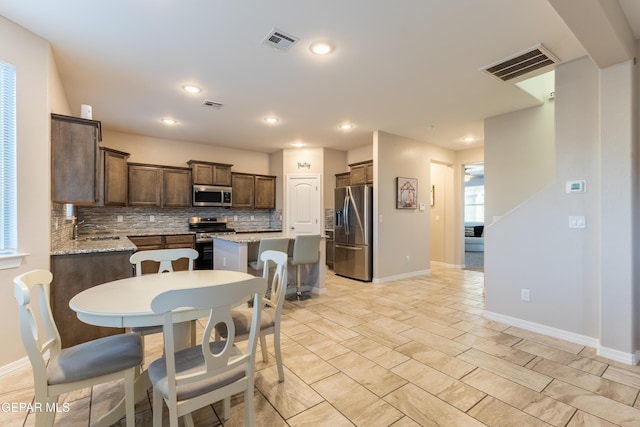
102, 130, 271, 174
485, 55, 639, 362
323, 148, 347, 213
373, 131, 457, 281
0, 17, 69, 368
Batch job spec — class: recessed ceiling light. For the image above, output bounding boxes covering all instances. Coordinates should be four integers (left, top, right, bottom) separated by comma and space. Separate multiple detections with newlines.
264, 117, 279, 124
339, 123, 353, 130
464, 137, 475, 142
161, 118, 177, 125
291, 142, 305, 148
182, 85, 201, 94
310, 41, 334, 55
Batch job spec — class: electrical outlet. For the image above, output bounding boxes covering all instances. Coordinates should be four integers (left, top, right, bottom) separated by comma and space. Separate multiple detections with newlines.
250, 215, 254, 221
149, 215, 155, 222
405, 255, 410, 263
117, 215, 123, 223
233, 216, 238, 221
521, 289, 530, 301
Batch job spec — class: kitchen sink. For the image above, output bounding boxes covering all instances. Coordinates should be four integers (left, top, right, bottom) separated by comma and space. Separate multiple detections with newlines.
80, 236, 120, 241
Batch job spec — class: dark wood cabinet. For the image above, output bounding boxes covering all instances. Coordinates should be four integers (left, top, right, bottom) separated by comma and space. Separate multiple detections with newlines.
51, 251, 132, 348
162, 167, 191, 207
254, 175, 276, 209
335, 172, 350, 187
128, 234, 195, 274
231, 173, 255, 209
128, 164, 162, 206
188, 160, 233, 186
128, 163, 191, 207
232, 173, 276, 209
325, 229, 334, 269
51, 114, 102, 204
349, 160, 373, 185
99, 147, 129, 206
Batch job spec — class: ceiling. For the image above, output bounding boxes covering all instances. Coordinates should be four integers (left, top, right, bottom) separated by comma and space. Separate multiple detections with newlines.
0, 1, 638, 154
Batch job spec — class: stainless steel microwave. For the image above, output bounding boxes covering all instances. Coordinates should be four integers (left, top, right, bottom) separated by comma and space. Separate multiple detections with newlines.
193, 185, 232, 207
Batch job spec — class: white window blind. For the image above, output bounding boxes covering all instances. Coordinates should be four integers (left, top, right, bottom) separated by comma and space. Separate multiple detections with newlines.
0, 62, 17, 251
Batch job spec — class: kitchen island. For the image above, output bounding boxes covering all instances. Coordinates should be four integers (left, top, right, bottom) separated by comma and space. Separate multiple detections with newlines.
213, 232, 326, 295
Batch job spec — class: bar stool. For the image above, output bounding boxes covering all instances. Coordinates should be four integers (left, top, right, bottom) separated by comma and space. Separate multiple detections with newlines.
248, 237, 290, 275
288, 234, 321, 300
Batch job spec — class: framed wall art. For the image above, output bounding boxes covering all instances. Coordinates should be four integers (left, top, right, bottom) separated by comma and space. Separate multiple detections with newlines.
396, 177, 417, 209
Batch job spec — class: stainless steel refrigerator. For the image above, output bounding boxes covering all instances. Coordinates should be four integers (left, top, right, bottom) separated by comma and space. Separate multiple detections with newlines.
334, 184, 373, 281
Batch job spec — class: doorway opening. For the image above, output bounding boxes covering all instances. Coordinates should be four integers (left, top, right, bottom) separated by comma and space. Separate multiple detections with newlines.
464, 162, 484, 270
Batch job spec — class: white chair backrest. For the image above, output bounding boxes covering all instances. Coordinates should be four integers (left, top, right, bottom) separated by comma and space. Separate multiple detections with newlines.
253, 238, 289, 270
130, 248, 199, 276
151, 276, 267, 394
260, 250, 288, 312
291, 234, 321, 265
13, 270, 60, 382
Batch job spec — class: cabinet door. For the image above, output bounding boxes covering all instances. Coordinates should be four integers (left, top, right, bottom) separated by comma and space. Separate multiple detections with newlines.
51, 115, 100, 204
350, 165, 366, 185
162, 168, 191, 207
165, 234, 196, 271
128, 165, 162, 206
213, 165, 232, 186
254, 175, 276, 209
365, 162, 374, 184
51, 251, 131, 347
102, 148, 129, 206
232, 173, 255, 208
128, 235, 163, 275
192, 163, 214, 185
336, 173, 350, 187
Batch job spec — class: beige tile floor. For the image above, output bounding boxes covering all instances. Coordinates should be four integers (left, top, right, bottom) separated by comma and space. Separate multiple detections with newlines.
3, 265, 640, 426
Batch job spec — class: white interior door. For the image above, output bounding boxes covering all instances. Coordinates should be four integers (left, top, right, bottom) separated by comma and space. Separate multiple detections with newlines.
286, 174, 321, 235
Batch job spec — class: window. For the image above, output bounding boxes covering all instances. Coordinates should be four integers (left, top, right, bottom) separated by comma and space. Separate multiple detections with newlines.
0, 62, 17, 252
464, 185, 485, 223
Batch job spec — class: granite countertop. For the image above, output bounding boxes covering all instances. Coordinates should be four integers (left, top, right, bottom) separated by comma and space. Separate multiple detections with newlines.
215, 232, 293, 244
51, 229, 196, 255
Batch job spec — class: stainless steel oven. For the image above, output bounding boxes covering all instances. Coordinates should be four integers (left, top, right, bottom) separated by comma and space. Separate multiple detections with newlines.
189, 217, 235, 269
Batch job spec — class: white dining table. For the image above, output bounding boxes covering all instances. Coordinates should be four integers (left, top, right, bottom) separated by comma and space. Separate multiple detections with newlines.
69, 269, 259, 427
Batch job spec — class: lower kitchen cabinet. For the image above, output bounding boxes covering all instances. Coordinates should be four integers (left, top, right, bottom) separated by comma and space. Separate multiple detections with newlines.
51, 251, 133, 348
128, 234, 195, 274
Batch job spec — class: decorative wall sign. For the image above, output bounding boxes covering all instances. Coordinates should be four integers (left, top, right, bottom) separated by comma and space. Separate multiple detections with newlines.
397, 177, 417, 209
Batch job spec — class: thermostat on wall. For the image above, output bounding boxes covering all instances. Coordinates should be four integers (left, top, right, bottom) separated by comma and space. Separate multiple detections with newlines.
566, 180, 586, 193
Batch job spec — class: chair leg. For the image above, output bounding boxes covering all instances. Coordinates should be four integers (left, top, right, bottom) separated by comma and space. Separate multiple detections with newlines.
184, 413, 195, 427
35, 395, 57, 427
222, 396, 231, 420
260, 334, 269, 362
124, 368, 136, 427
152, 387, 163, 427
274, 330, 284, 382
244, 387, 254, 426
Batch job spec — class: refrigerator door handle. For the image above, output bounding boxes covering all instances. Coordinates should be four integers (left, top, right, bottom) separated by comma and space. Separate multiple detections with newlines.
343, 194, 350, 235
335, 244, 363, 250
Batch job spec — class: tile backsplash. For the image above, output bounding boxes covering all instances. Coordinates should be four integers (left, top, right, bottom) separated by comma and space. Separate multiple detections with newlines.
51, 203, 282, 245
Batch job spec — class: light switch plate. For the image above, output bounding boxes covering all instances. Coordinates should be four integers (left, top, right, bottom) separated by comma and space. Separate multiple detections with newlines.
566, 180, 586, 193
569, 216, 586, 228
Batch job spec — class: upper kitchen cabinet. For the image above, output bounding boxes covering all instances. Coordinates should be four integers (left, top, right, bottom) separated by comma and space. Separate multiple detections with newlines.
162, 167, 191, 207
128, 164, 162, 206
51, 114, 102, 204
128, 163, 191, 207
99, 147, 129, 206
187, 160, 233, 186
349, 160, 373, 185
254, 175, 276, 209
231, 172, 254, 209
232, 173, 276, 209
335, 172, 350, 187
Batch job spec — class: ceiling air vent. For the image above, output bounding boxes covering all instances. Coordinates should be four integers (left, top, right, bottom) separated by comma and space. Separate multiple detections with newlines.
202, 100, 223, 109
482, 44, 559, 82
262, 28, 299, 51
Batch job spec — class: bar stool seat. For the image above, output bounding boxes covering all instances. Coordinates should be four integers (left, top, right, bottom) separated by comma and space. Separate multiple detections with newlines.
248, 237, 290, 275
288, 234, 321, 301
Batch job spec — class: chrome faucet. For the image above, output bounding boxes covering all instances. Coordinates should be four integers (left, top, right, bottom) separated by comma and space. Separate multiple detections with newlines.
72, 220, 100, 240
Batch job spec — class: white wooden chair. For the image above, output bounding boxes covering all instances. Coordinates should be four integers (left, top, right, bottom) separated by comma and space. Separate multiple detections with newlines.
14, 270, 142, 427
289, 234, 321, 300
218, 250, 288, 382
148, 276, 267, 427
129, 248, 199, 347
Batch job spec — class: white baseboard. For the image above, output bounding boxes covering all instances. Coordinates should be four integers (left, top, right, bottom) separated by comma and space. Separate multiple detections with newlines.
485, 311, 638, 365
0, 356, 30, 377
430, 261, 464, 269
373, 269, 431, 283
